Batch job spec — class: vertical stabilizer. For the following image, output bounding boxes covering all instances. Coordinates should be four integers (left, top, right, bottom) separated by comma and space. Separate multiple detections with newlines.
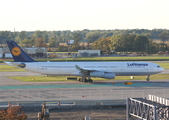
6, 41, 36, 62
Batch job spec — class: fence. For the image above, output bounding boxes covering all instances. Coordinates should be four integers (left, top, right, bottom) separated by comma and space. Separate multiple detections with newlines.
0, 89, 169, 102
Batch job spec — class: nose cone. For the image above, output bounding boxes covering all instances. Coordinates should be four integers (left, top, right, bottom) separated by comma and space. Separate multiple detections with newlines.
158, 67, 164, 73
161, 67, 165, 72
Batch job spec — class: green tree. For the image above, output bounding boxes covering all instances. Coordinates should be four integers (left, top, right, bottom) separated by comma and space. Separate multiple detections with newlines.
111, 34, 149, 52
0, 31, 13, 44
34, 30, 43, 38
158, 31, 169, 50
21, 39, 33, 47
49, 36, 59, 48
43, 32, 49, 43
71, 32, 81, 51
18, 31, 27, 42
148, 39, 159, 53
134, 35, 149, 52
111, 34, 129, 52
158, 31, 169, 44
86, 31, 100, 49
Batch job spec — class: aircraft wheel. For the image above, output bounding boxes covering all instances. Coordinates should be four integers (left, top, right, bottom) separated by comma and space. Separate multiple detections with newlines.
89, 79, 93, 83
82, 78, 86, 82
78, 78, 81, 82
85, 79, 88, 83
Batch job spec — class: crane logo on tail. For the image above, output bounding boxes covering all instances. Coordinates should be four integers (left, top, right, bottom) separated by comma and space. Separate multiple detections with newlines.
12, 47, 21, 56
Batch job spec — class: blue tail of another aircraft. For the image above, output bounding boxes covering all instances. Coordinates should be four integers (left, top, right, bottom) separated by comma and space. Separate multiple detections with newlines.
6, 41, 36, 62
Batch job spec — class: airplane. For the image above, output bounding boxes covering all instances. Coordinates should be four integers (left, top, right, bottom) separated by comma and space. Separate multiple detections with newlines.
5, 40, 164, 83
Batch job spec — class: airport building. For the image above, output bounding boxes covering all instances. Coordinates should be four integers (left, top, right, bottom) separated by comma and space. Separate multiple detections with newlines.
22, 47, 47, 58
78, 50, 100, 57
0, 47, 47, 58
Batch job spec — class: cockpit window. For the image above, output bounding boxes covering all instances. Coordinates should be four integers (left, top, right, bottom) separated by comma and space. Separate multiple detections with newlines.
157, 65, 160, 68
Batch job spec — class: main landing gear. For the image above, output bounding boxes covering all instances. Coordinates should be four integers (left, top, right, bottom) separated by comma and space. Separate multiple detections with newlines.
78, 77, 93, 83
146, 75, 150, 81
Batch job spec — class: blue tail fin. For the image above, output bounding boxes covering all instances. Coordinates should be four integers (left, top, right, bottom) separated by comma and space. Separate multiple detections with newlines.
6, 41, 36, 62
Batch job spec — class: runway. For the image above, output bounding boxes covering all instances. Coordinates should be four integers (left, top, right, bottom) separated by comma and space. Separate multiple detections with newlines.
0, 70, 169, 102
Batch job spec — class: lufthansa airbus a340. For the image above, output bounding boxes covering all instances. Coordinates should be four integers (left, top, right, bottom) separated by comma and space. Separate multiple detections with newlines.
5, 41, 164, 83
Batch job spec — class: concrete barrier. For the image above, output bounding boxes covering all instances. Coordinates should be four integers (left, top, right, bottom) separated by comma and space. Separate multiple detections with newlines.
0, 100, 126, 112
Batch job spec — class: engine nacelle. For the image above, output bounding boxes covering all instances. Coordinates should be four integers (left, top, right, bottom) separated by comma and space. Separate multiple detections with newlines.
90, 71, 115, 79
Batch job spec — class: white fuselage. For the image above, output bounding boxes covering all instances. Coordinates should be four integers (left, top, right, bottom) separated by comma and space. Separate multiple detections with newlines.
17, 61, 164, 78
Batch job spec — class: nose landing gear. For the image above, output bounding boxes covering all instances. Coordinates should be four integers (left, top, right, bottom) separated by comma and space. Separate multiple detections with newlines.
146, 75, 150, 81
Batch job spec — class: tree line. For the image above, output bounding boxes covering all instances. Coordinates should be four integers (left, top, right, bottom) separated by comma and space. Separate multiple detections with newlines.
0, 29, 169, 53
93, 34, 163, 54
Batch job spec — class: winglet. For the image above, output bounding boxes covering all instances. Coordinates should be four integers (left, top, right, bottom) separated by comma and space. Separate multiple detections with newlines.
6, 41, 36, 62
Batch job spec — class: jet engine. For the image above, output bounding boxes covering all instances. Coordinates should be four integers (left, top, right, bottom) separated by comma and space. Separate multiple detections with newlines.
90, 71, 115, 79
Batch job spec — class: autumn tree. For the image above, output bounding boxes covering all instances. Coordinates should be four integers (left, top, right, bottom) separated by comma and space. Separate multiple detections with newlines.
92, 37, 112, 53
0, 106, 27, 120
34, 38, 46, 47
20, 39, 33, 47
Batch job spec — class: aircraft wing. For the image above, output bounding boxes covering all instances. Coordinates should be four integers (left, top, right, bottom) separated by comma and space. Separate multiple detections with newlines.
75, 65, 110, 73
75, 65, 115, 79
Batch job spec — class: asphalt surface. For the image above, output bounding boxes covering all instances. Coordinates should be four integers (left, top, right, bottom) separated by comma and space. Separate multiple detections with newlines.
0, 69, 169, 102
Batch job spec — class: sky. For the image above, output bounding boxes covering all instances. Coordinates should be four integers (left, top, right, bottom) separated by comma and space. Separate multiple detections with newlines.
0, 0, 169, 31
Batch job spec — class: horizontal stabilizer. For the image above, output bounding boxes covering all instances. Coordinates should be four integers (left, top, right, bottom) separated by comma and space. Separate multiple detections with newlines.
4, 62, 26, 68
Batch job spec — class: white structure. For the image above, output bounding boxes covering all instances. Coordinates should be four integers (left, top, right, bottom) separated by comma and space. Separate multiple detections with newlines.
78, 50, 100, 57
0, 48, 3, 58
0, 48, 11, 58
23, 47, 47, 58
66, 40, 74, 45
0, 48, 3, 54
0, 47, 47, 58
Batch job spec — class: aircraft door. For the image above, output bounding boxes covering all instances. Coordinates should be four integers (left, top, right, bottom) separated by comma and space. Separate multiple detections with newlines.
37, 63, 42, 70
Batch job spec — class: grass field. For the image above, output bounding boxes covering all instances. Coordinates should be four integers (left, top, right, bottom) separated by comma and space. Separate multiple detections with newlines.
0, 64, 26, 72
7, 74, 169, 82
155, 63, 169, 69
34, 56, 169, 61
